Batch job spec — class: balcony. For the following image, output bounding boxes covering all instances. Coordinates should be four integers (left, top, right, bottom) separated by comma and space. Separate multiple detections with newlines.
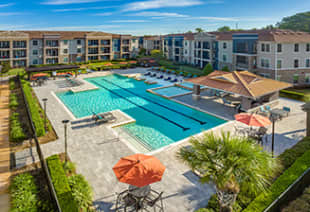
236, 63, 249, 69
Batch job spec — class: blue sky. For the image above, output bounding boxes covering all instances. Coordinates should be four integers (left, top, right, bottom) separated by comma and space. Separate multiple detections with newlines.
0, 0, 310, 35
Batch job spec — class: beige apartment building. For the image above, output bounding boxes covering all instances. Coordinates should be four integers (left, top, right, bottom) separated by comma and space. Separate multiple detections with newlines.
0, 31, 134, 67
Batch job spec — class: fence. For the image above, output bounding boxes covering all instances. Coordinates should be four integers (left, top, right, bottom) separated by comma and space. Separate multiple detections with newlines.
17, 75, 62, 212
264, 167, 310, 212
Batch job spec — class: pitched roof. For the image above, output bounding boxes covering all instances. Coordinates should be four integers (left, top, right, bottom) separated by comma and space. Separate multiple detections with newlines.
211, 29, 310, 43
186, 71, 292, 99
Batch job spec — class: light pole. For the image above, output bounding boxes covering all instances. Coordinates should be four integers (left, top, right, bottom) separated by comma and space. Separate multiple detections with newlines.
270, 114, 278, 158
62, 119, 70, 164
42, 98, 48, 132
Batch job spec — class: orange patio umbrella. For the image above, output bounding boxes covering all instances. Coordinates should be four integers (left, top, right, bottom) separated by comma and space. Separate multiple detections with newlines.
129, 61, 137, 64
119, 62, 128, 65
113, 154, 166, 188
104, 62, 113, 66
235, 113, 271, 127
33, 73, 48, 77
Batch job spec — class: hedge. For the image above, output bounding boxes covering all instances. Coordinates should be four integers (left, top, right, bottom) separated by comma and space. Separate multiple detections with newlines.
46, 155, 79, 212
10, 173, 39, 212
10, 112, 26, 142
282, 186, 310, 212
244, 149, 310, 211
21, 79, 45, 137
280, 90, 309, 102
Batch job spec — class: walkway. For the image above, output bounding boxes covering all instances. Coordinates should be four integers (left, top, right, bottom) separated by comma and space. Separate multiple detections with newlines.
0, 79, 11, 211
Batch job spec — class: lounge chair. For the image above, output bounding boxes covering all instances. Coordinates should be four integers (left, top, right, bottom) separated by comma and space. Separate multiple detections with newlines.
223, 98, 232, 105
193, 75, 198, 78
170, 78, 178, 83
150, 73, 157, 77
86, 69, 95, 73
92, 112, 116, 124
144, 71, 151, 76
157, 75, 163, 79
259, 106, 269, 115
164, 76, 171, 81
282, 106, 291, 117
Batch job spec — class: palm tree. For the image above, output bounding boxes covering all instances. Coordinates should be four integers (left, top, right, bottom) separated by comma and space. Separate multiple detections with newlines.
195, 28, 204, 33
177, 132, 278, 212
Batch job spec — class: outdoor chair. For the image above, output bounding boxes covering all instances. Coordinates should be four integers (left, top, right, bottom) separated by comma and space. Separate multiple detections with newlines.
157, 75, 163, 79
144, 72, 151, 76
164, 76, 171, 81
145, 192, 163, 207
259, 106, 269, 116
283, 106, 291, 116
92, 112, 116, 124
170, 78, 178, 83
222, 98, 232, 106
151, 73, 157, 77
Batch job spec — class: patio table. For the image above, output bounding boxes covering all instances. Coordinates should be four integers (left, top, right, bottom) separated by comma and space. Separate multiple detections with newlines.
129, 185, 151, 198
270, 108, 288, 119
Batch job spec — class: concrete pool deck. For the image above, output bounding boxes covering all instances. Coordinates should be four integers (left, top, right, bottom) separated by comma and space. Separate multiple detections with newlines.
14, 68, 306, 211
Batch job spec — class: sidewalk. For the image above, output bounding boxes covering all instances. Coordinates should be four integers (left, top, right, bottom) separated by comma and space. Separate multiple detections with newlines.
0, 80, 11, 211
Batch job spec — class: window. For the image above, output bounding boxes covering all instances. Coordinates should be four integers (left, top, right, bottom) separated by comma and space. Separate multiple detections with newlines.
306, 74, 310, 83
77, 48, 81, 53
33, 40, 38, 46
63, 40, 68, 45
185, 50, 188, 54
276, 75, 281, 81
307, 43, 310, 52
185, 41, 188, 46
261, 43, 265, 52
63, 49, 68, 54
33, 50, 38, 55
223, 54, 227, 62
306, 59, 310, 68
277, 60, 282, 69
294, 59, 299, 68
223, 42, 227, 49
277, 44, 282, 53
261, 58, 270, 68
266, 44, 270, 52
294, 44, 299, 52
76, 56, 81, 62
64, 57, 68, 62
77, 40, 81, 45
293, 74, 299, 83
32, 59, 38, 65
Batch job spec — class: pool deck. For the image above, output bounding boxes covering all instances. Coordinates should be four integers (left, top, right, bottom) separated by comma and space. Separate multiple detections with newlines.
14, 68, 306, 211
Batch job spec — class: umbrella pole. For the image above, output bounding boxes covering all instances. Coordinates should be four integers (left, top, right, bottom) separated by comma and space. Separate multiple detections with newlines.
272, 119, 275, 158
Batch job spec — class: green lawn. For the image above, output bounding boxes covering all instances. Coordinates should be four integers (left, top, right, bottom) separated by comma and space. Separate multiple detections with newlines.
158, 59, 203, 75
1, 68, 25, 77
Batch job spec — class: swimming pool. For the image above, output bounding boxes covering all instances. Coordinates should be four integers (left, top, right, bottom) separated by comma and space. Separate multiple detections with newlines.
152, 86, 192, 98
57, 74, 226, 150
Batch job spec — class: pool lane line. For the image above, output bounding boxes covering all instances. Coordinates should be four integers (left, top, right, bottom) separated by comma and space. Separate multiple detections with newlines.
101, 78, 207, 125
90, 80, 190, 131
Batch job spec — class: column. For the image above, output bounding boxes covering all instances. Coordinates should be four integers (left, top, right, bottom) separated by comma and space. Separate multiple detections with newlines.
192, 84, 201, 100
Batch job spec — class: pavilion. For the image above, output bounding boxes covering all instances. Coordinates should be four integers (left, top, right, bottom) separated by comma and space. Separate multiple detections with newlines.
186, 71, 292, 111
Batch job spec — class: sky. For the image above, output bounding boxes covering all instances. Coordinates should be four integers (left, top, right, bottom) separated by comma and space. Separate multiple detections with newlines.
0, 0, 310, 35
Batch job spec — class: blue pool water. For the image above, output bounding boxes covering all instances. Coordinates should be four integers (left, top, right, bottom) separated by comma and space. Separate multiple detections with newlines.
154, 86, 192, 97
178, 82, 207, 89
57, 74, 226, 150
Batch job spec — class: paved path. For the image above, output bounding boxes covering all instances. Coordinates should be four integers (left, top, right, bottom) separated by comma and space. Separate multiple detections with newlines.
0, 80, 11, 211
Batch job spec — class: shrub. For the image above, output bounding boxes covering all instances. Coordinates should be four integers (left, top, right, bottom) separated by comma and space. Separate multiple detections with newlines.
221, 66, 230, 72
203, 64, 213, 75
195, 208, 215, 212
68, 174, 93, 211
10, 173, 39, 212
244, 149, 310, 211
46, 155, 79, 212
21, 80, 45, 137
280, 90, 308, 102
282, 186, 310, 212
63, 161, 76, 175
9, 78, 15, 90
9, 93, 18, 109
10, 112, 26, 142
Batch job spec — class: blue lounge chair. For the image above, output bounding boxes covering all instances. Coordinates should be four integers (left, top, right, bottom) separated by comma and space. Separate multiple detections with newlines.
144, 71, 151, 76
157, 75, 163, 79
193, 75, 198, 78
151, 73, 157, 77
265, 105, 271, 111
259, 106, 269, 115
187, 73, 193, 78
283, 106, 291, 116
170, 78, 178, 83
223, 98, 232, 105
164, 76, 171, 81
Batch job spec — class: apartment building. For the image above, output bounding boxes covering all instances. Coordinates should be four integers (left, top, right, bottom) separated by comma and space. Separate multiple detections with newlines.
143, 36, 162, 54
216, 29, 310, 84
0, 31, 134, 67
193, 33, 217, 69
163, 34, 186, 63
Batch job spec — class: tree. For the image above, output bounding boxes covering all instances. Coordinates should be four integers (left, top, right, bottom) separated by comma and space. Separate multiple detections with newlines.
177, 132, 278, 212
276, 11, 310, 32
203, 63, 213, 75
217, 26, 232, 32
0, 61, 11, 73
195, 28, 204, 33
138, 48, 146, 56
186, 30, 193, 33
222, 66, 230, 72
150, 49, 163, 59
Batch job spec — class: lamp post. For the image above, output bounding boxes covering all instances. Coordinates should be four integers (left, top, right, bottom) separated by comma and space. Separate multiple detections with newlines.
270, 114, 278, 158
42, 98, 48, 132
62, 119, 70, 164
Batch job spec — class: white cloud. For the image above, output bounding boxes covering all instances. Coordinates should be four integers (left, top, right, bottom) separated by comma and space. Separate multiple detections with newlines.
132, 11, 189, 18
93, 12, 113, 16
41, 0, 103, 5
0, 12, 23, 16
52, 6, 114, 12
123, 0, 203, 11
0, 3, 15, 8
193, 16, 238, 21
111, 20, 149, 23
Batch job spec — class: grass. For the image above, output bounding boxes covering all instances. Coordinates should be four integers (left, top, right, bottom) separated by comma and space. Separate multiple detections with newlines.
158, 59, 203, 75
281, 88, 310, 102
1, 68, 25, 77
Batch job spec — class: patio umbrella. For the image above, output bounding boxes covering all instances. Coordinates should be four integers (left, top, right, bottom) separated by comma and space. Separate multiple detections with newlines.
33, 73, 48, 77
119, 62, 127, 65
235, 113, 271, 127
113, 154, 166, 187
129, 61, 137, 64
104, 62, 113, 66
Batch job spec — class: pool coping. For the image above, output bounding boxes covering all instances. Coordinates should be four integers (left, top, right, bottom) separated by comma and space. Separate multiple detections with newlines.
147, 85, 193, 99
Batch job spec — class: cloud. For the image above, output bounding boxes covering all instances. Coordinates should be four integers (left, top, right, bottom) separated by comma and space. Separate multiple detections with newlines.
52, 6, 115, 12
111, 20, 149, 23
41, 0, 103, 5
193, 16, 238, 21
0, 3, 15, 8
123, 0, 203, 11
0, 12, 23, 16
132, 11, 189, 18
93, 12, 113, 16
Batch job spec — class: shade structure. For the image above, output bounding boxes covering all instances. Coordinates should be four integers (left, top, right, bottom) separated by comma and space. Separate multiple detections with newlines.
33, 73, 48, 77
113, 154, 166, 187
235, 113, 271, 127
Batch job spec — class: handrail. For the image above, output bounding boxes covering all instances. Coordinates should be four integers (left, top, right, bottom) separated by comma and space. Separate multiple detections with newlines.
120, 127, 153, 151
18, 75, 62, 212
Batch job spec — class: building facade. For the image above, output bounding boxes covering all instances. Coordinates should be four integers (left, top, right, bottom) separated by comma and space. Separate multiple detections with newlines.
0, 31, 135, 67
